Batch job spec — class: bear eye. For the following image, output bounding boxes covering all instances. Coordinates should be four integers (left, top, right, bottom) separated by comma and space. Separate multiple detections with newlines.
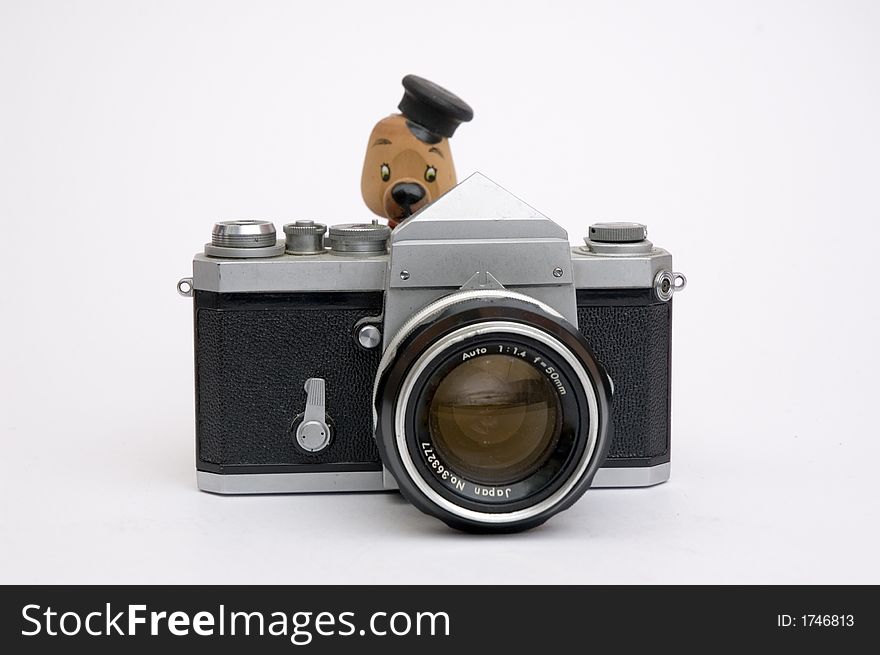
380, 163, 391, 182
425, 165, 437, 183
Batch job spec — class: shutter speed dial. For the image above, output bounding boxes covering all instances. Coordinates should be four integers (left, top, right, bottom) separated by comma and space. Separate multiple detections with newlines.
328, 220, 391, 256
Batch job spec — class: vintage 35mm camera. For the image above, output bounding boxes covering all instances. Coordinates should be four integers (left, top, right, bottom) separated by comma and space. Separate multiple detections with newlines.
177, 173, 686, 532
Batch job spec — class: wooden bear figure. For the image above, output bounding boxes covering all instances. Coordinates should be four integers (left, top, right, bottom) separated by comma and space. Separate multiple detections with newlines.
361, 75, 473, 228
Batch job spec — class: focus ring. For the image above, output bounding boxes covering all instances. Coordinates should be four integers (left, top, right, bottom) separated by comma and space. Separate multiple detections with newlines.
372, 292, 614, 532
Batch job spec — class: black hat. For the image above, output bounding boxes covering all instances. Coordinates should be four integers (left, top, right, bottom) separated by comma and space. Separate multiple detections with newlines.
398, 74, 474, 139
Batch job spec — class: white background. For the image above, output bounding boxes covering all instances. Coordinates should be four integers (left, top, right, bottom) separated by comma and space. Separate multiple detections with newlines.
1, 0, 878, 584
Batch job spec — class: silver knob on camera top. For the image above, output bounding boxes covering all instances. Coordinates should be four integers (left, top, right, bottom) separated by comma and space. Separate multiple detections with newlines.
583, 222, 686, 299
284, 220, 327, 255
212, 220, 277, 247
204, 220, 285, 258
328, 220, 391, 256
583, 221, 653, 256
588, 222, 647, 243
294, 378, 331, 453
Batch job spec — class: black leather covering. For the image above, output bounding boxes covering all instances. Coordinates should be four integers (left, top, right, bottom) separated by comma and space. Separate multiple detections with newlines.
195, 292, 382, 471
577, 301, 671, 463
194, 290, 671, 473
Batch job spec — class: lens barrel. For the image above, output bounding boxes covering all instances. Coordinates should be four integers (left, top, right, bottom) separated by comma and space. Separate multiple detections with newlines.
373, 290, 613, 532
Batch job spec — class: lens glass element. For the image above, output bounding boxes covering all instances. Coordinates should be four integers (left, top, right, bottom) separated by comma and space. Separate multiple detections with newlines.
426, 354, 562, 485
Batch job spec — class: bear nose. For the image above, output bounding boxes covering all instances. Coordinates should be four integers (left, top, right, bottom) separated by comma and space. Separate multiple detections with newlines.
391, 182, 426, 208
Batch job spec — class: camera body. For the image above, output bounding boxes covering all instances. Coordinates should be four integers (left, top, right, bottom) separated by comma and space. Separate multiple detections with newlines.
179, 174, 685, 530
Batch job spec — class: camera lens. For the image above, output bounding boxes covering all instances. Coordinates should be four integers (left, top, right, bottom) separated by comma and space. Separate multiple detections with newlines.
373, 290, 613, 533
427, 355, 561, 486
